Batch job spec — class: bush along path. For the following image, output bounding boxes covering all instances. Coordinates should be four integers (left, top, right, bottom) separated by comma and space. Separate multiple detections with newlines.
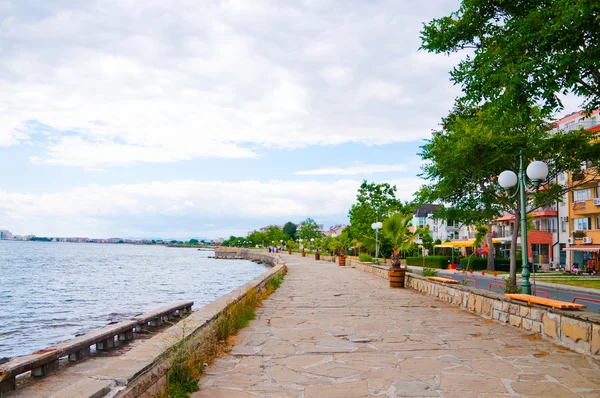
160, 272, 285, 398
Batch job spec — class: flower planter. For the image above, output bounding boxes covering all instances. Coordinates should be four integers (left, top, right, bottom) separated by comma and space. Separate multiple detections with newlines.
288, 249, 292, 255
302, 251, 306, 257
389, 268, 406, 288
315, 252, 320, 260
338, 256, 346, 266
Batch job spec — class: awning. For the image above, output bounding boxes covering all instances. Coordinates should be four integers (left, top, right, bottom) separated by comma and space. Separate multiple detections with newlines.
563, 245, 600, 252
434, 244, 454, 248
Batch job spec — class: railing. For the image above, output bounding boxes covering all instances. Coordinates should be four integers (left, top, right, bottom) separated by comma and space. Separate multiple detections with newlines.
463, 279, 478, 288
488, 283, 505, 293
533, 290, 549, 299
572, 297, 600, 305
0, 301, 193, 395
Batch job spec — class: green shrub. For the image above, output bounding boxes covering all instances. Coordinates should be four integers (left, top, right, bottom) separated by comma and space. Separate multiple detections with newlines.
422, 267, 438, 277
406, 256, 452, 268
359, 253, 373, 262
459, 257, 522, 271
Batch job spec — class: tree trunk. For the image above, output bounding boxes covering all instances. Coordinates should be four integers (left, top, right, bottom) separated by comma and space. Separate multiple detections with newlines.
510, 208, 520, 287
486, 229, 495, 271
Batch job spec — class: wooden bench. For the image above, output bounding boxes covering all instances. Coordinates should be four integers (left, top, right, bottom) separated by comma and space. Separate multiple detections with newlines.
426, 276, 459, 284
504, 294, 586, 309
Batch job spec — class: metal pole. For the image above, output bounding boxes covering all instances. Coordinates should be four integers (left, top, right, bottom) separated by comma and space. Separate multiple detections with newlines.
519, 151, 532, 294
374, 228, 380, 265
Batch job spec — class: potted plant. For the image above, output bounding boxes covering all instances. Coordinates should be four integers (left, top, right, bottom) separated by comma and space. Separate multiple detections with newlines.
383, 212, 425, 288
314, 237, 323, 260
335, 233, 351, 266
301, 247, 306, 257
286, 239, 296, 255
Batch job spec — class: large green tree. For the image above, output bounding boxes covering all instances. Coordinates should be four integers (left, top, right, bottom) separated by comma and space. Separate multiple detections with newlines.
419, 103, 600, 286
348, 181, 404, 241
297, 218, 322, 242
282, 222, 297, 240
421, 0, 600, 114
264, 225, 290, 246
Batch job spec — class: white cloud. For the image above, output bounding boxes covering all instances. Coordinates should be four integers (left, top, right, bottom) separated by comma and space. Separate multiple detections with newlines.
0, 0, 463, 167
295, 163, 411, 175
0, 177, 422, 238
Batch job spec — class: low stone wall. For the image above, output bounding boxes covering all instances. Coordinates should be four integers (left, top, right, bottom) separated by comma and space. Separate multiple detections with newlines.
347, 259, 390, 280
214, 248, 284, 267
348, 260, 600, 358
112, 254, 286, 398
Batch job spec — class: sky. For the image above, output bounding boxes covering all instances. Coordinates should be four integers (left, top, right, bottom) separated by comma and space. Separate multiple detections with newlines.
0, 0, 583, 240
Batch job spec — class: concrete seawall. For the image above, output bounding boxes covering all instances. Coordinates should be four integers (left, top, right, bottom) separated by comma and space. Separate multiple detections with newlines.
214, 248, 285, 266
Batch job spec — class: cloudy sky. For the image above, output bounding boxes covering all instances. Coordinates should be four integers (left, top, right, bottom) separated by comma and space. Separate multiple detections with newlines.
0, 0, 578, 239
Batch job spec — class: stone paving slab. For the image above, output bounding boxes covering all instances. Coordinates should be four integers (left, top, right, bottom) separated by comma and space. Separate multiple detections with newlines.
193, 255, 600, 398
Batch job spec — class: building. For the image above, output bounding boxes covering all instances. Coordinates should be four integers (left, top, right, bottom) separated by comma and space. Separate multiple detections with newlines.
325, 224, 347, 237
556, 110, 600, 271
413, 204, 452, 244
0, 229, 13, 240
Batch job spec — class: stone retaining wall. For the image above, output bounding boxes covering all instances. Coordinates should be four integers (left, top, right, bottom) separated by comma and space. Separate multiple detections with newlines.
214, 248, 285, 267
114, 254, 286, 398
347, 260, 600, 358
347, 259, 390, 280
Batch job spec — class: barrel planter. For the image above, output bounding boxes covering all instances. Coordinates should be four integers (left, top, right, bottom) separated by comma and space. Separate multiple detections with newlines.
338, 256, 346, 266
389, 268, 406, 288
288, 249, 292, 255
315, 252, 320, 260
302, 251, 306, 257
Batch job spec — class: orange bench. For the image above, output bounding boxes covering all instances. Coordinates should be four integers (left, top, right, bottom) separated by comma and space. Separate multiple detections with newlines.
427, 276, 459, 284
504, 294, 586, 310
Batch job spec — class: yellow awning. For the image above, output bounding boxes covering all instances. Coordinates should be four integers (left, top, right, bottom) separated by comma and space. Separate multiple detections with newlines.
434, 244, 454, 248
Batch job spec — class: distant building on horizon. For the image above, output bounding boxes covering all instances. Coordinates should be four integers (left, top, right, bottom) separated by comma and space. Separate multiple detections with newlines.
0, 229, 13, 240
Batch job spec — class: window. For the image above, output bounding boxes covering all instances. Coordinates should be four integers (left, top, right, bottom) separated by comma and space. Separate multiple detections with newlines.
596, 216, 600, 230
561, 220, 568, 233
573, 189, 591, 202
573, 217, 592, 231
418, 217, 426, 227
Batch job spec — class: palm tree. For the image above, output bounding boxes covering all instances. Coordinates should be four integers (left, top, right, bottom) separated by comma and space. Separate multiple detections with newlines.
383, 212, 426, 268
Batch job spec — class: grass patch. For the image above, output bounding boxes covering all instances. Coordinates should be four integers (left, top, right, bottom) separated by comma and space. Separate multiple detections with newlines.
538, 279, 600, 289
161, 269, 286, 398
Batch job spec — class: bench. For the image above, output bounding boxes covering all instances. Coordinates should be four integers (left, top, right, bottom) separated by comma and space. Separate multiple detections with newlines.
504, 294, 586, 310
426, 276, 459, 284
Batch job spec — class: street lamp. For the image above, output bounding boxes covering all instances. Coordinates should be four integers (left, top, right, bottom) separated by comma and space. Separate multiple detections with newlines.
310, 238, 314, 251
498, 151, 548, 295
280, 239, 283, 249
371, 221, 383, 265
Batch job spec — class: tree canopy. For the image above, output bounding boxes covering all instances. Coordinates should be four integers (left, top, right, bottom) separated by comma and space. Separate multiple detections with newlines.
282, 222, 297, 240
421, 0, 600, 114
348, 180, 404, 240
297, 218, 322, 242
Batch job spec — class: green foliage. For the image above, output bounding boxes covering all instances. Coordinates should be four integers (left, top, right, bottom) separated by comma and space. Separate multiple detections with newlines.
422, 267, 439, 277
264, 226, 290, 246
504, 277, 522, 294
382, 211, 425, 257
297, 218, 322, 242
359, 253, 373, 262
188, 239, 199, 245
348, 180, 404, 240
420, 0, 600, 114
406, 256, 452, 268
421, 226, 434, 252
418, 102, 600, 285
434, 239, 442, 245
282, 222, 297, 240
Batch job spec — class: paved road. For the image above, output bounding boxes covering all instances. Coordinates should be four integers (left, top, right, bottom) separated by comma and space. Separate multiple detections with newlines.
429, 271, 600, 313
193, 254, 600, 397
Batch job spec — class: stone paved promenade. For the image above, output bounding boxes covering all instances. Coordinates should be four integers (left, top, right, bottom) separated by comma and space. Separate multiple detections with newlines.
193, 255, 600, 398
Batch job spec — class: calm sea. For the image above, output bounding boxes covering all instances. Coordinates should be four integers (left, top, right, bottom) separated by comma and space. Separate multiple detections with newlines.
0, 241, 267, 358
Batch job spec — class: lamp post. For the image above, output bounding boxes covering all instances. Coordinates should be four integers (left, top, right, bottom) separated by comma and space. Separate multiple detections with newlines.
280, 239, 283, 250
310, 238, 314, 251
498, 151, 548, 295
371, 221, 383, 265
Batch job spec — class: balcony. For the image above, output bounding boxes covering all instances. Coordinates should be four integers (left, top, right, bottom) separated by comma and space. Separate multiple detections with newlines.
572, 199, 600, 216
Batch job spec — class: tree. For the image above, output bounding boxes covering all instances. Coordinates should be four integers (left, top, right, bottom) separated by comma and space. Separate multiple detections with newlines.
348, 180, 404, 241
419, 103, 600, 285
189, 239, 199, 245
421, 0, 600, 115
282, 222, 297, 240
382, 211, 426, 267
264, 225, 290, 246
421, 226, 434, 254
297, 218, 322, 242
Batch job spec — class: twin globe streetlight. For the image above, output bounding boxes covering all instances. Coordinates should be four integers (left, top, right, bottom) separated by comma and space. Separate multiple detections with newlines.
497, 153, 548, 295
